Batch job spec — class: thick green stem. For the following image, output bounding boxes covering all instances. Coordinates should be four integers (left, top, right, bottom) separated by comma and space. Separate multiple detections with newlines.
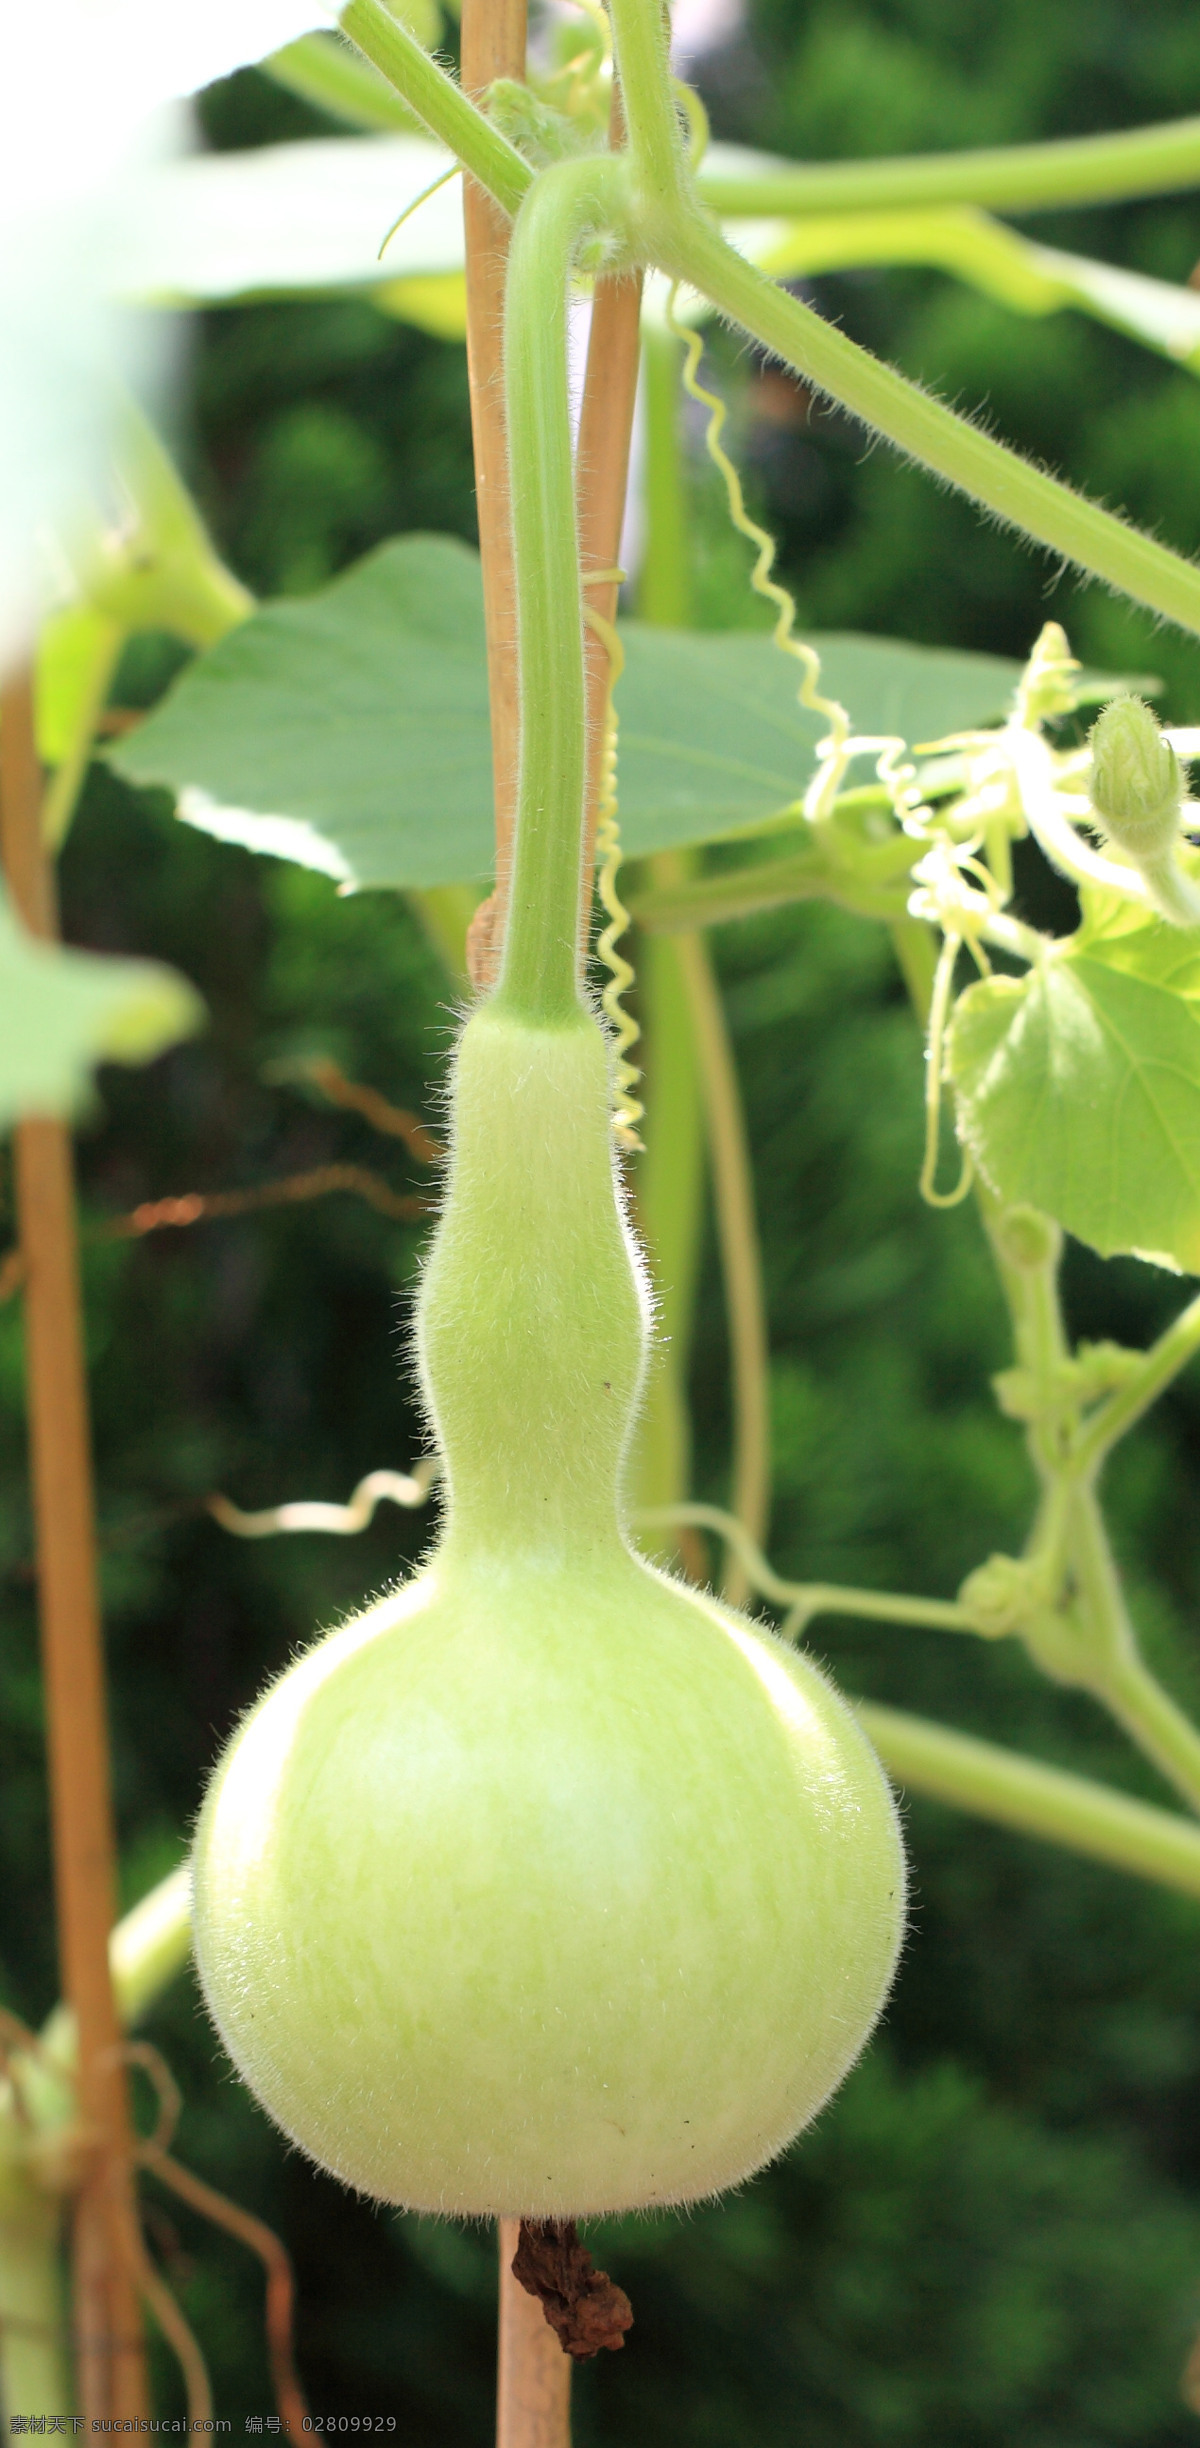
605, 0, 688, 215
696, 113, 1200, 222
1067, 1487, 1200, 1815
339, 0, 532, 216
859, 1702, 1200, 1899
672, 943, 771, 1603
630, 843, 911, 931
665, 215, 1200, 639
265, 31, 422, 131
1074, 1286, 1200, 1477
639, 324, 692, 629
494, 156, 628, 1023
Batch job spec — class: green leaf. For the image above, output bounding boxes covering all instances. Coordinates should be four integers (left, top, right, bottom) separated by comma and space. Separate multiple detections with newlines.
949, 886, 1200, 1272
705, 195, 1200, 375
110, 536, 1029, 890
108, 135, 464, 309
0, 889, 203, 1129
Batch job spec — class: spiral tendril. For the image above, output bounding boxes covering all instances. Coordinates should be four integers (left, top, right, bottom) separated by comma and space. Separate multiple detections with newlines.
582, 569, 644, 1150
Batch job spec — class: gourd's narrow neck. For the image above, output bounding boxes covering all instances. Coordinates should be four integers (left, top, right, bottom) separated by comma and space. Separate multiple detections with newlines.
416, 1007, 650, 1560
494, 154, 628, 1025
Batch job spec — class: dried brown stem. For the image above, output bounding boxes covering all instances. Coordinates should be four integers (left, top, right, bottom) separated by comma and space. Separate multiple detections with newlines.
512, 2221, 633, 2361
0, 674, 148, 2418
139, 2144, 309, 2430
290, 1057, 443, 1160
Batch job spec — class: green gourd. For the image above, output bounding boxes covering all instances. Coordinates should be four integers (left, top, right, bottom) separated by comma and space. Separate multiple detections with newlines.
191, 996, 906, 2217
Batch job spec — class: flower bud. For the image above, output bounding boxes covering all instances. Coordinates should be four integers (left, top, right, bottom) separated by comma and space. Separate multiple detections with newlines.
1088, 695, 1183, 858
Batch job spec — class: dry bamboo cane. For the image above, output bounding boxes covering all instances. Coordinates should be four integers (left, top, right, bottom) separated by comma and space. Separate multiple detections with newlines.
0, 677, 149, 2419
456, 0, 571, 2432
462, 0, 527, 978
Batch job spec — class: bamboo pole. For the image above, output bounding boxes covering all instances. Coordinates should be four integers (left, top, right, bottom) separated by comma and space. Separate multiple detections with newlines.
459, 0, 574, 2428
459, 5, 642, 2417
462, 0, 526, 977
496, 2220, 573, 2448
0, 677, 149, 2419
575, 83, 643, 870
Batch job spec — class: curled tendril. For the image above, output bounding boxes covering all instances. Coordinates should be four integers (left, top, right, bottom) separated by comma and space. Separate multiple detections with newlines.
582, 569, 644, 1151
665, 286, 854, 817
208, 1460, 440, 1539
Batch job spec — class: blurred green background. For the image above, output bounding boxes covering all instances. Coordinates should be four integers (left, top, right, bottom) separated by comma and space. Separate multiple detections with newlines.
6, 0, 1200, 2435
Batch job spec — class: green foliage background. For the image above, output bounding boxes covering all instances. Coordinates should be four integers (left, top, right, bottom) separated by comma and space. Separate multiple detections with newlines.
6, 1, 1200, 2435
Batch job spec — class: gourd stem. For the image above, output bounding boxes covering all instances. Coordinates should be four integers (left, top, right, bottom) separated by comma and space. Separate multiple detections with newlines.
673, 939, 771, 1604
858, 1703, 1200, 1899
1074, 1285, 1200, 1477
694, 111, 1200, 222
660, 211, 1200, 639
461, 0, 527, 963
339, 0, 532, 218
494, 155, 629, 1024
605, 0, 688, 215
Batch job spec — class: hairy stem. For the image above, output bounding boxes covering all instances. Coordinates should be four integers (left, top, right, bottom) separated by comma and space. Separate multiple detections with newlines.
1075, 1286, 1200, 1476
696, 112, 1200, 222
495, 155, 628, 1022
666, 214, 1200, 638
672, 944, 771, 1602
1067, 1486, 1200, 1816
339, 0, 532, 215
576, 258, 644, 864
637, 1502, 977, 1633
639, 322, 692, 628
461, 0, 528, 956
859, 1702, 1200, 1898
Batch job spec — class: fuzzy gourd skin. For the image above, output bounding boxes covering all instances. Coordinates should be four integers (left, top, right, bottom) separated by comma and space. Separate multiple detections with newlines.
191, 1004, 906, 2217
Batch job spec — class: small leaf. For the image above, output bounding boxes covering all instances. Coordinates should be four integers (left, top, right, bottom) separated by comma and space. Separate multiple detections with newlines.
110, 536, 1032, 890
950, 889, 1200, 1271
0, 889, 202, 1128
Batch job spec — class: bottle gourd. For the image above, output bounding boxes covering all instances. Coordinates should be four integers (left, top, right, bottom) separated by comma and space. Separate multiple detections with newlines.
191, 994, 906, 2217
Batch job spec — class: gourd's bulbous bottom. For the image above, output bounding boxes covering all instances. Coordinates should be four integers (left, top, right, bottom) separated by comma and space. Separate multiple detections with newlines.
191, 1543, 904, 2217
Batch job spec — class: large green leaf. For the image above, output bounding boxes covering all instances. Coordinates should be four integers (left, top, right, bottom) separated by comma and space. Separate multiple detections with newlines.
0, 889, 203, 1129
110, 536, 1027, 889
949, 886, 1200, 1272
108, 135, 464, 308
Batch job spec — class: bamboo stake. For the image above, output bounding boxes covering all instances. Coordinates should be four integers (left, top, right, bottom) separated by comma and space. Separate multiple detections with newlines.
462, 0, 526, 974
575, 84, 643, 868
496, 2220, 574, 2448
459, 6, 641, 2416
0, 676, 149, 2420
458, 0, 573, 2427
